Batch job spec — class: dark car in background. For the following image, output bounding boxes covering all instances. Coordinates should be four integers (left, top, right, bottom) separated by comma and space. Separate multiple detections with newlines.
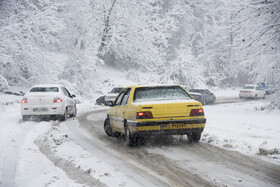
189, 89, 216, 105
104, 87, 124, 105
95, 95, 106, 105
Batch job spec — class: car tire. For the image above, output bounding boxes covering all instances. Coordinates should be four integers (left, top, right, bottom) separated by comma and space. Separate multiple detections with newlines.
60, 108, 68, 121
124, 123, 133, 146
22, 115, 29, 122
104, 117, 113, 137
254, 95, 258, 99
70, 105, 77, 117
187, 132, 201, 143
212, 97, 216, 104
202, 99, 206, 105
262, 94, 266, 99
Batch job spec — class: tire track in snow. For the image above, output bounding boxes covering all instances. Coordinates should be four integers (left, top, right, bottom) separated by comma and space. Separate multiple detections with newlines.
79, 109, 280, 187
37, 137, 105, 187
72, 110, 218, 187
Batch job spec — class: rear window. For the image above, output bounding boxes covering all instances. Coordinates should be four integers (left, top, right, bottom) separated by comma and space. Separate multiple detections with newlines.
134, 86, 191, 102
30, 87, 59, 92
243, 86, 254, 89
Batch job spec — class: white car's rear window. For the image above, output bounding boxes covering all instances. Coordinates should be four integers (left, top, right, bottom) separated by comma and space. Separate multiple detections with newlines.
243, 86, 254, 89
30, 87, 59, 92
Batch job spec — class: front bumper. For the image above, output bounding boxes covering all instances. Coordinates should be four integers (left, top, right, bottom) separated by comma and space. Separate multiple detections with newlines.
127, 118, 206, 136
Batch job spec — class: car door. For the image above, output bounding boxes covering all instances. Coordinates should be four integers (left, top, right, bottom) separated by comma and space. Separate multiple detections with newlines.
61, 87, 75, 113
111, 91, 126, 131
255, 86, 264, 98
116, 89, 131, 133
204, 90, 212, 103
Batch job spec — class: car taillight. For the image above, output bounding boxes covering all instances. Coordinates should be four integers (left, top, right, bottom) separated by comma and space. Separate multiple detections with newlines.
53, 97, 63, 103
249, 91, 253, 94
136, 112, 153, 119
21, 98, 28, 103
190, 109, 204, 116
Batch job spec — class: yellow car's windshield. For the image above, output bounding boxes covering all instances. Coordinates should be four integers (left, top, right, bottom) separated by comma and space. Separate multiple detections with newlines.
133, 86, 191, 102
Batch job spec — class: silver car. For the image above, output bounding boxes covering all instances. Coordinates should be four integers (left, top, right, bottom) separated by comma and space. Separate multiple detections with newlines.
239, 85, 266, 99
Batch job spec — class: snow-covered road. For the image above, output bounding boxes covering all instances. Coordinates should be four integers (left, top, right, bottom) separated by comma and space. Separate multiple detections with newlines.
0, 99, 280, 187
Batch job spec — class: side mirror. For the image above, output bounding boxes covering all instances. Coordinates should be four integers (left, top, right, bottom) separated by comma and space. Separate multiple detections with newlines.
106, 101, 114, 107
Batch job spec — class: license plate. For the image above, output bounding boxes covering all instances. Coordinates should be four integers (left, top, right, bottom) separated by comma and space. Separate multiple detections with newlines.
33, 108, 48, 112
162, 123, 186, 130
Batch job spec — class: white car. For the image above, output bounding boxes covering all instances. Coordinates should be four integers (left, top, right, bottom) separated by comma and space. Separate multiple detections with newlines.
239, 85, 266, 99
21, 84, 77, 121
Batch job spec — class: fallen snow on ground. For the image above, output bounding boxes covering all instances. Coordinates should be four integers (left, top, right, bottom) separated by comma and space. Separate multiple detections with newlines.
0, 92, 280, 186
0, 101, 87, 187
202, 100, 280, 163
43, 125, 143, 187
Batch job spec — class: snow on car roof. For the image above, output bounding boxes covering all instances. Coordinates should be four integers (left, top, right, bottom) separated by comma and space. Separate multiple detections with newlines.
188, 92, 202, 96
31, 84, 63, 88
127, 84, 181, 88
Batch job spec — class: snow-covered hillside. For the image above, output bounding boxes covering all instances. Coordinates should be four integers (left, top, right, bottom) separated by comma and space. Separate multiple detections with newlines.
1, 0, 279, 107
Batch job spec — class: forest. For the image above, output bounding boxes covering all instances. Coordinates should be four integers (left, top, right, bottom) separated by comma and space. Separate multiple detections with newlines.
0, 0, 279, 107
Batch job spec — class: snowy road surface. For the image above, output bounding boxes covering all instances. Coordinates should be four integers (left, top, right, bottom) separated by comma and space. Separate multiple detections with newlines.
0, 100, 280, 187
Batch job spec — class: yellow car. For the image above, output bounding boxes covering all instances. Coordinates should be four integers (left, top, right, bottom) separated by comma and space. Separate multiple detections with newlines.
104, 85, 206, 146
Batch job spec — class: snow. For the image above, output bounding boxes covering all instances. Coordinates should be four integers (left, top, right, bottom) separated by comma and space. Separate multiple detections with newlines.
202, 100, 280, 161
0, 92, 279, 186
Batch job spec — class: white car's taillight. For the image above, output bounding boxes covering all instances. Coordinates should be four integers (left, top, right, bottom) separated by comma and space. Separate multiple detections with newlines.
53, 97, 63, 103
21, 98, 28, 103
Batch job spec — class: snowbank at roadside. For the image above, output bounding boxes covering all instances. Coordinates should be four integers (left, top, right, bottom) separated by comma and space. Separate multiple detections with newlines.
202, 100, 280, 163
0, 102, 87, 187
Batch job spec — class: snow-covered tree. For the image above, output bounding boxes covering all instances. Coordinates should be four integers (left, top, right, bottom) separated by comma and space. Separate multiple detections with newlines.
0, 0, 65, 86
96, 0, 178, 72
231, 0, 280, 107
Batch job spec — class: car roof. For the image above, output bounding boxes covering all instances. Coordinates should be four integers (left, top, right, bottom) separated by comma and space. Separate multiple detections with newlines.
125, 84, 181, 89
244, 84, 257, 87
189, 88, 208, 91
31, 84, 63, 88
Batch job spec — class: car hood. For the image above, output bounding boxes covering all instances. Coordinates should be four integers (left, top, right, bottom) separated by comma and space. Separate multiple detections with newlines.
105, 92, 119, 97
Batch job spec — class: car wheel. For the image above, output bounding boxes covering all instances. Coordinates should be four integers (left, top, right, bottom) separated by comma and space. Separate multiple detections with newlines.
187, 132, 201, 143
70, 105, 77, 117
104, 117, 113, 137
254, 95, 258, 99
123, 123, 133, 146
262, 94, 266, 99
22, 115, 29, 122
213, 97, 216, 104
60, 108, 68, 121
202, 99, 206, 105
